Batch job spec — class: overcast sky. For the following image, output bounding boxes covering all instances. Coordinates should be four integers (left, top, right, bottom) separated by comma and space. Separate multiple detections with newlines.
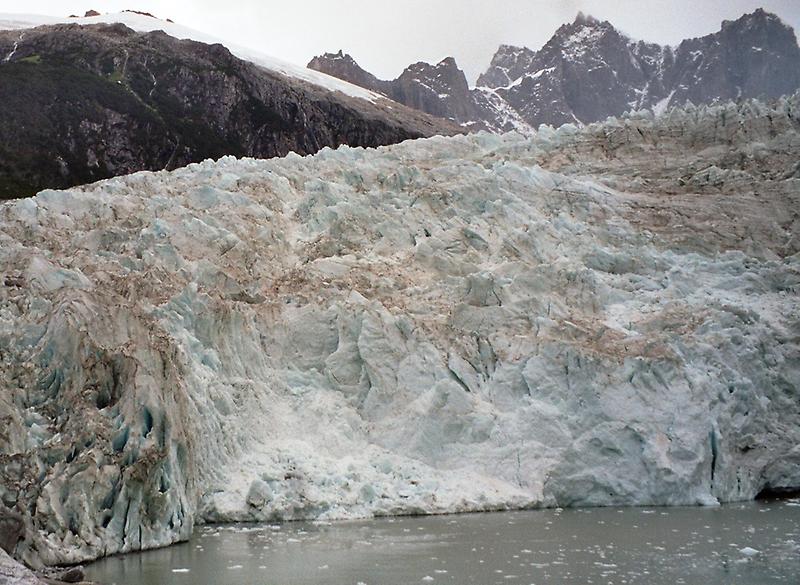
1, 1, 799, 83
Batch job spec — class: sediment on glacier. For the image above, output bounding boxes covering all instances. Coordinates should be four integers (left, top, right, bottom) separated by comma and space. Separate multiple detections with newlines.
1, 96, 799, 567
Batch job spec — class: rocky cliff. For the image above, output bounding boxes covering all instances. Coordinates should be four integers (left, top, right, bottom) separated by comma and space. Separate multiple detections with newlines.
308, 51, 531, 133
310, 9, 800, 130
1, 95, 798, 569
0, 21, 457, 200
484, 9, 800, 127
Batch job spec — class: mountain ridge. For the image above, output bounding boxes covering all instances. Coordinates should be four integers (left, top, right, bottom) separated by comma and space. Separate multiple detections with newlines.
0, 20, 458, 199
309, 9, 800, 130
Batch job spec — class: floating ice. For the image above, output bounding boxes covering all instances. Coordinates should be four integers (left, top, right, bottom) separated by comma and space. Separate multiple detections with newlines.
739, 547, 760, 556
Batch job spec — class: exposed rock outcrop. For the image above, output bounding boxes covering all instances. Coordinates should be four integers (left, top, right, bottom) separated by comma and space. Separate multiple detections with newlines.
308, 52, 521, 132
0, 23, 457, 200
485, 9, 800, 127
1, 96, 798, 569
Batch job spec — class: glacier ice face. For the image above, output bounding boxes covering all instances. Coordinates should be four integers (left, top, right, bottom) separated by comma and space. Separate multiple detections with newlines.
1, 96, 799, 565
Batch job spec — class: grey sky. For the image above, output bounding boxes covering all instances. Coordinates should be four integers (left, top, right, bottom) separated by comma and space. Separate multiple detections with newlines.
2, 1, 799, 83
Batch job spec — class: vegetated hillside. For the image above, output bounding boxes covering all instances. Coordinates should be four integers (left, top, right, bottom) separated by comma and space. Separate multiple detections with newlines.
1, 95, 798, 569
0, 23, 458, 200
310, 9, 800, 130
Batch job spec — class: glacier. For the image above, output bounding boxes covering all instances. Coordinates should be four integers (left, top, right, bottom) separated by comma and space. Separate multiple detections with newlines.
1, 96, 799, 567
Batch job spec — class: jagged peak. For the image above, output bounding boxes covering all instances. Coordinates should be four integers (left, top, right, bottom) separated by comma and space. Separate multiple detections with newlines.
553, 11, 619, 41
549, 13, 625, 56
722, 7, 786, 30
495, 43, 533, 55
484, 44, 536, 70
405, 56, 463, 73
312, 50, 358, 64
574, 11, 601, 26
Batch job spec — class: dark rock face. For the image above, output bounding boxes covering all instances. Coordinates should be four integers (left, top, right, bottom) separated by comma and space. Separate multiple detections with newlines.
393, 58, 477, 121
475, 44, 537, 89
490, 9, 800, 128
310, 53, 479, 123
307, 50, 384, 92
665, 9, 800, 107
311, 10, 800, 131
0, 24, 457, 200
493, 13, 662, 126
309, 52, 522, 132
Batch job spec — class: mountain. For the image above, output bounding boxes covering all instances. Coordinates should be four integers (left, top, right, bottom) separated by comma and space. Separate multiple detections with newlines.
664, 8, 800, 107
309, 51, 532, 132
0, 14, 458, 200
486, 9, 800, 127
1, 94, 799, 571
310, 9, 800, 130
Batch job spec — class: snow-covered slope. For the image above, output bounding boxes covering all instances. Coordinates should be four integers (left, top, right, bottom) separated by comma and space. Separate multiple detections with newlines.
1, 97, 799, 567
0, 11, 381, 101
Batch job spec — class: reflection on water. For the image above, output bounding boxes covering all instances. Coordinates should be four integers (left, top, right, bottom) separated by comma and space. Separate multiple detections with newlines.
87, 500, 800, 585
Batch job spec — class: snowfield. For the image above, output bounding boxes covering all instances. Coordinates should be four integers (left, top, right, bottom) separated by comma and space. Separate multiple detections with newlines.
0, 11, 382, 101
1, 97, 799, 566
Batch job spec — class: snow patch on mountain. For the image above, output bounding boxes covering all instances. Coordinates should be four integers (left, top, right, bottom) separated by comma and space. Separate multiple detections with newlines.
472, 87, 534, 133
653, 90, 676, 116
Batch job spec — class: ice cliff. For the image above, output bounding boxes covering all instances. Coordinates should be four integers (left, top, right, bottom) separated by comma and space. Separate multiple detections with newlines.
1, 97, 799, 566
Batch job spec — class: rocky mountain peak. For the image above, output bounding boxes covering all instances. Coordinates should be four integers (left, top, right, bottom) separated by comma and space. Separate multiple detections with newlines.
723, 7, 783, 30
404, 56, 464, 82
476, 44, 537, 89
666, 8, 800, 108
307, 51, 383, 92
311, 9, 800, 133
549, 13, 626, 57
719, 8, 796, 43
310, 50, 362, 71
573, 11, 601, 27
394, 57, 477, 122
308, 51, 488, 126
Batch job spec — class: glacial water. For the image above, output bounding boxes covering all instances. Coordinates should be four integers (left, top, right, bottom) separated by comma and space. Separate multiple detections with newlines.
86, 500, 800, 585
